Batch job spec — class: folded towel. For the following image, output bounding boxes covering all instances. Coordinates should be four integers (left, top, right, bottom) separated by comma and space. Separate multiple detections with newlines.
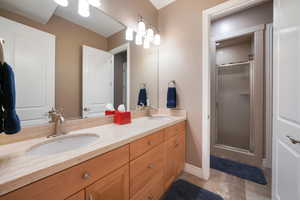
167, 87, 177, 108
0, 63, 3, 133
138, 88, 147, 106
1, 62, 21, 134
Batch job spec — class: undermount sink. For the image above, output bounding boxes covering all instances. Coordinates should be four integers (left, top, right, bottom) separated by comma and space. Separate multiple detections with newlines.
26, 134, 99, 156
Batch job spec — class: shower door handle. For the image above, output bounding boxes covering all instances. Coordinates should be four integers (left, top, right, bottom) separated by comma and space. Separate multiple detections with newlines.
287, 136, 300, 145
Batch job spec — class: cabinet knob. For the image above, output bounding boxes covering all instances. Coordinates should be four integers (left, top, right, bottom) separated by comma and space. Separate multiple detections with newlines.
82, 172, 91, 180
148, 164, 155, 169
147, 195, 153, 200
148, 140, 153, 145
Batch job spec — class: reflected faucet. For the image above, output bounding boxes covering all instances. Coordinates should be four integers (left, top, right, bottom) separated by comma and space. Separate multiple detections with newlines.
48, 109, 66, 137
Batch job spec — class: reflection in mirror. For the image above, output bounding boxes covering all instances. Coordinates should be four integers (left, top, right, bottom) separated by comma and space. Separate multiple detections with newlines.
0, 0, 159, 125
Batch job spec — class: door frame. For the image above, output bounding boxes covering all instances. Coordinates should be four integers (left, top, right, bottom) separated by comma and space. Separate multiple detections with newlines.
202, 0, 270, 180
110, 43, 131, 111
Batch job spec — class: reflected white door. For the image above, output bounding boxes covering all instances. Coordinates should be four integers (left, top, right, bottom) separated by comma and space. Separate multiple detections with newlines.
273, 0, 300, 199
82, 45, 113, 118
0, 17, 55, 126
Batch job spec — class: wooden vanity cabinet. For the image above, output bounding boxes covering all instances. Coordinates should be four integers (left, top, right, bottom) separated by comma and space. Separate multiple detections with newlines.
164, 122, 186, 189
0, 121, 186, 200
65, 191, 85, 200
85, 165, 129, 200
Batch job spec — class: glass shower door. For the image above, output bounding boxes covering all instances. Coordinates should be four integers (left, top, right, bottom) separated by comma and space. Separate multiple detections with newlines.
216, 62, 251, 151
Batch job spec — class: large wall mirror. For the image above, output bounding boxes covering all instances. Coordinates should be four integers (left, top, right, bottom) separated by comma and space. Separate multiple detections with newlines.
0, 0, 159, 125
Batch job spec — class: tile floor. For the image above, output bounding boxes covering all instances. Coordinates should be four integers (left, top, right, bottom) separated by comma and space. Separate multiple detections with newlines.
179, 168, 271, 200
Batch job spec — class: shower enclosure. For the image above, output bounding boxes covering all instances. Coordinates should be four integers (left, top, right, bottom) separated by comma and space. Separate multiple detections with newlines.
210, 26, 264, 167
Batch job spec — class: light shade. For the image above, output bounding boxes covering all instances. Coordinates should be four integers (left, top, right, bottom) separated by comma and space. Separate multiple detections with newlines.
137, 21, 146, 36
125, 28, 134, 41
143, 38, 150, 49
78, 0, 90, 17
153, 34, 161, 46
54, 0, 69, 7
88, 0, 101, 7
146, 28, 154, 40
135, 34, 143, 46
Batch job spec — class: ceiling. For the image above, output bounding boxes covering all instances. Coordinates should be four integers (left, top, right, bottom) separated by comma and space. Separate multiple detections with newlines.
148, 0, 176, 9
55, 0, 125, 37
0, 0, 58, 24
0, 0, 125, 37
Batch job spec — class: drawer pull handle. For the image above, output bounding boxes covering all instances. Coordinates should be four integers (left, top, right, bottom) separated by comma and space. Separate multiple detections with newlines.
82, 172, 91, 180
148, 164, 155, 169
88, 193, 95, 200
148, 140, 153, 145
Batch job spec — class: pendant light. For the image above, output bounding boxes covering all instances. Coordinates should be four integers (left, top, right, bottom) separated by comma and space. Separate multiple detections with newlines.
137, 19, 146, 36
78, 0, 90, 17
88, 0, 101, 7
126, 28, 134, 41
153, 34, 161, 46
146, 27, 154, 41
135, 34, 143, 46
54, 0, 69, 7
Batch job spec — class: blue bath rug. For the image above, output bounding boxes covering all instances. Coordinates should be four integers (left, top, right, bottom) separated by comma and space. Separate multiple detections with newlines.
163, 179, 224, 200
210, 155, 267, 185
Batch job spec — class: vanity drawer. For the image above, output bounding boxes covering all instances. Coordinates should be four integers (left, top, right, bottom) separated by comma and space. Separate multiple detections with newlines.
0, 145, 129, 200
130, 144, 164, 197
130, 130, 164, 160
131, 171, 164, 200
165, 121, 186, 140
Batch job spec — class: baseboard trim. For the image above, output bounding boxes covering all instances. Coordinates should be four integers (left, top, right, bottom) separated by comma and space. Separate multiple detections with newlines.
184, 163, 204, 179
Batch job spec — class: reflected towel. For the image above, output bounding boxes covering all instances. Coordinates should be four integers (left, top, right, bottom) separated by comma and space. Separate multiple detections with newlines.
167, 87, 177, 108
138, 88, 147, 106
0, 63, 3, 133
0, 62, 21, 134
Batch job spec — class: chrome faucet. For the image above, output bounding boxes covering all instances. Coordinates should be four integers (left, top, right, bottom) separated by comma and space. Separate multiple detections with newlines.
48, 109, 66, 137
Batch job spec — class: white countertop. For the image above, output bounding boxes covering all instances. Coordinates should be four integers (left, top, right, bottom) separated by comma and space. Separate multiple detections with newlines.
0, 115, 186, 195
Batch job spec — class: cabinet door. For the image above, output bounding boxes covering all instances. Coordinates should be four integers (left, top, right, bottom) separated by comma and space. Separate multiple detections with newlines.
174, 133, 186, 176
85, 165, 129, 200
65, 191, 85, 200
164, 136, 177, 189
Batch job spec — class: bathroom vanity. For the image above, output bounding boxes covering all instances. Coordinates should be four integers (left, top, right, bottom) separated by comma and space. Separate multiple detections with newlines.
0, 116, 186, 200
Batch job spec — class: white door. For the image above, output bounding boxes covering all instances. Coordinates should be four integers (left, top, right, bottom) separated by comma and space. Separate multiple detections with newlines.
273, 0, 300, 199
0, 16, 55, 126
82, 45, 113, 118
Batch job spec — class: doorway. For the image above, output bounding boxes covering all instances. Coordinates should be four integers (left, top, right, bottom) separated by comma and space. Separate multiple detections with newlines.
202, 0, 273, 180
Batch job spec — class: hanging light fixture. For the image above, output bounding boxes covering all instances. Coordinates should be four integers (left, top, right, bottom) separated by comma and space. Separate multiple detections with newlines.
146, 27, 154, 41
153, 34, 161, 46
78, 0, 90, 17
88, 0, 101, 7
143, 38, 150, 49
137, 19, 146, 36
54, 0, 69, 7
126, 28, 134, 41
135, 34, 143, 46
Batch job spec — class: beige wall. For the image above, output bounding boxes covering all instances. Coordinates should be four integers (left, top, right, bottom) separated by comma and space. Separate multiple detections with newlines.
158, 0, 272, 167
211, 1, 273, 36
0, 9, 108, 119
158, 0, 227, 167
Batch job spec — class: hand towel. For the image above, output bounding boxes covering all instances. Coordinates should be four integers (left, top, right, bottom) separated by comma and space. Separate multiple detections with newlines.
0, 62, 3, 133
167, 87, 177, 108
138, 88, 147, 106
1, 62, 21, 134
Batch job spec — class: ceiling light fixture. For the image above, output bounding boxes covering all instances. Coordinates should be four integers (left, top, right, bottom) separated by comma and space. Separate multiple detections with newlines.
54, 0, 69, 7
78, 0, 90, 17
126, 28, 134, 41
153, 34, 161, 46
